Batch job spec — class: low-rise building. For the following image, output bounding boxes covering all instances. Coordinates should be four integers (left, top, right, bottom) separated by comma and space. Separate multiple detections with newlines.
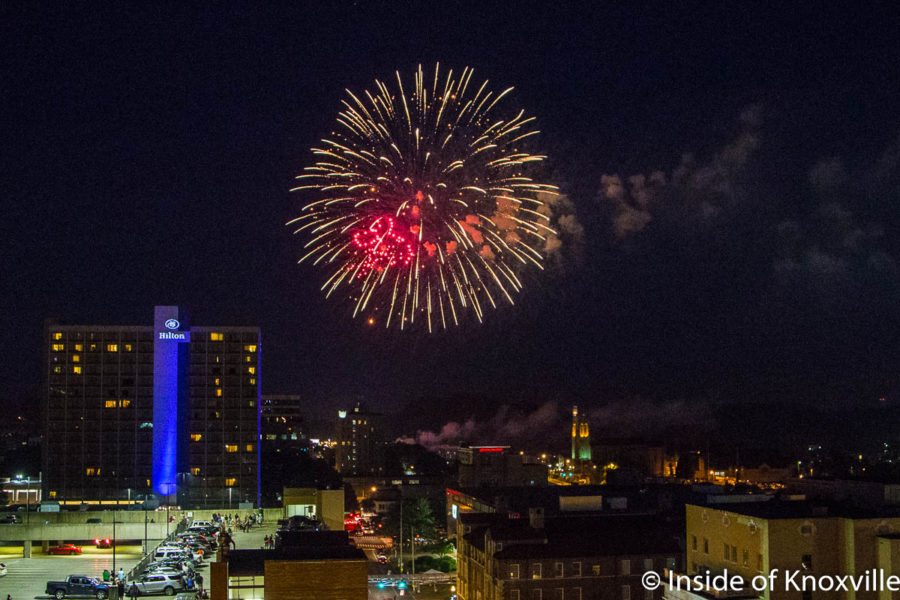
457, 508, 682, 600
211, 530, 366, 600
683, 500, 900, 600
457, 445, 548, 489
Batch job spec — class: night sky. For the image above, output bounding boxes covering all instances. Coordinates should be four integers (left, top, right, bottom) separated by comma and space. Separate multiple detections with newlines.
3, 4, 899, 427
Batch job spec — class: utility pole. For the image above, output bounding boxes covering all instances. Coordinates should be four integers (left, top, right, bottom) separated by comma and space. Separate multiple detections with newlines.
112, 517, 117, 574
398, 498, 403, 573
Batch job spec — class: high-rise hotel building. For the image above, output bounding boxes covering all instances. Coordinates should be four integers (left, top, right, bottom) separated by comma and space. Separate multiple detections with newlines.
43, 306, 260, 507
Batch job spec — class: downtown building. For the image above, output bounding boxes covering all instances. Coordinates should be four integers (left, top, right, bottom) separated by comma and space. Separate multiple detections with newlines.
43, 306, 260, 507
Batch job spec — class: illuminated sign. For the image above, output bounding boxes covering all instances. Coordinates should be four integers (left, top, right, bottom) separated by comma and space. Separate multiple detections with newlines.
451, 504, 458, 519
158, 331, 187, 340
164, 319, 180, 330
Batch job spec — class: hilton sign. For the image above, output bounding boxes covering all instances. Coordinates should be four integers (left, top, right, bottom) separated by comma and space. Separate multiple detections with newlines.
158, 331, 187, 340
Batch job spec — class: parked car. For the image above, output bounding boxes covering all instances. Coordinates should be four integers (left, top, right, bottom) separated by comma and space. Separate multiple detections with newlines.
48, 544, 83, 555
45, 575, 109, 599
94, 537, 114, 548
126, 573, 185, 596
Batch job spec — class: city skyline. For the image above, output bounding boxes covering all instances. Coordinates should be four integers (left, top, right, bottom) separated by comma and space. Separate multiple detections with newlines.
3, 4, 899, 424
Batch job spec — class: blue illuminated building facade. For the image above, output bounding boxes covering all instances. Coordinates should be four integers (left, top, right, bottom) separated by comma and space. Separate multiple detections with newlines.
43, 306, 261, 507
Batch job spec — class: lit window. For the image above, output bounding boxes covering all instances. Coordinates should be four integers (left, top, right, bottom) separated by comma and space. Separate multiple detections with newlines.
72, 366, 82, 374
225, 478, 236, 486
86, 467, 98, 476
140, 422, 153, 429
225, 444, 238, 453
125, 344, 133, 352
89, 343, 97, 351
53, 366, 62, 373
191, 434, 203, 442
72, 354, 80, 363
74, 344, 83, 351
249, 378, 256, 385
49, 490, 57, 498
119, 399, 131, 408
210, 332, 223, 341
105, 399, 129, 408
216, 388, 222, 397
146, 479, 150, 487
245, 356, 252, 363
248, 367, 256, 374
244, 345, 257, 352
107, 344, 118, 352
248, 400, 256, 407
190, 468, 200, 476
105, 400, 117, 408
214, 378, 221, 385
53, 332, 63, 340
245, 444, 254, 452
51, 344, 64, 352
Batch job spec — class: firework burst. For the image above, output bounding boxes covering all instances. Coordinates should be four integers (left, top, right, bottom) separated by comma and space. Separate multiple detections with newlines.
288, 64, 558, 330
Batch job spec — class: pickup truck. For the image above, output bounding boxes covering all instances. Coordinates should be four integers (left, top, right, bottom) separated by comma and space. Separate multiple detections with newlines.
45, 575, 110, 599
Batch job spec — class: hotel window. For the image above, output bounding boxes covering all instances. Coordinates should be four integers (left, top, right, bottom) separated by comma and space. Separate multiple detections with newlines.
572, 561, 581, 576
592, 565, 601, 575
801, 554, 812, 570
214, 378, 220, 385
75, 344, 83, 351
191, 434, 203, 442
731, 546, 737, 563
216, 388, 222, 397
105, 400, 117, 408
72, 354, 80, 362
125, 344, 133, 352
90, 343, 97, 351
248, 366, 256, 374
245, 444, 254, 452
622, 586, 631, 600
692, 535, 697, 550
703, 538, 709, 554
245, 355, 252, 363
73, 366, 82, 374
86, 467, 99, 476
225, 444, 238, 453
757, 554, 763, 571
225, 478, 236, 486
49, 490, 57, 498
53, 332, 63, 340
244, 344, 257, 352
249, 378, 257, 385
723, 543, 729, 560
210, 332, 223, 341
620, 559, 630, 575
119, 399, 131, 408
52, 344, 64, 352
532, 563, 542, 579
510, 564, 520, 579
555, 562, 564, 577
742, 550, 749, 567
107, 344, 118, 352
190, 468, 200, 476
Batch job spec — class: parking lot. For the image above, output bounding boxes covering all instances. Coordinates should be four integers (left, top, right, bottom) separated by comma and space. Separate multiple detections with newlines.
0, 544, 145, 599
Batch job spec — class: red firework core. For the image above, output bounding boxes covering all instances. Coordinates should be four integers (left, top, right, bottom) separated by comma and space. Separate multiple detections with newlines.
352, 216, 415, 276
